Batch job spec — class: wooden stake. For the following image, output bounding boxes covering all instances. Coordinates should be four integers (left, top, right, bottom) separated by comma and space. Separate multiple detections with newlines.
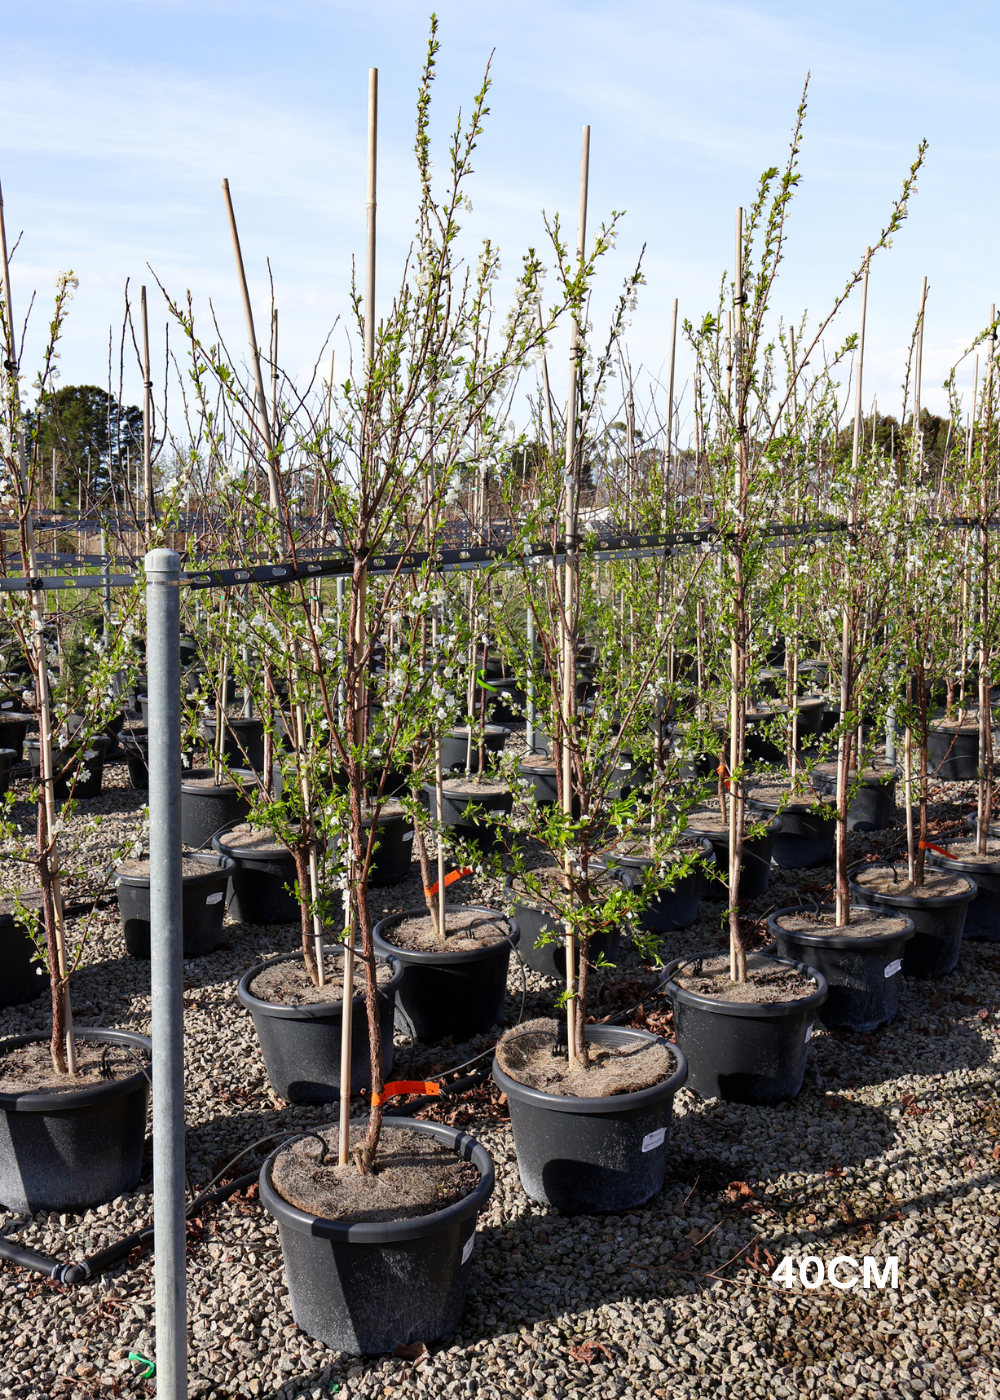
140, 286, 156, 537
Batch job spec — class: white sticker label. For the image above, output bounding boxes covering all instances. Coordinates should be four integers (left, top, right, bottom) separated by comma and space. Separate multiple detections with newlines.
206, 892, 224, 905
884, 958, 903, 978
641, 1127, 666, 1153
804, 1023, 813, 1043
620, 762, 632, 771
402, 831, 414, 842
461, 1234, 475, 1263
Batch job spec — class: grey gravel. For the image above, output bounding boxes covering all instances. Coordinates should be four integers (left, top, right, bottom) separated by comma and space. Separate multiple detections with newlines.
0, 741, 999, 1400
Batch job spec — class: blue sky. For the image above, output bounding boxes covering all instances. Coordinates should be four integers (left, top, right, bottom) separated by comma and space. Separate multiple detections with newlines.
2, 0, 997, 438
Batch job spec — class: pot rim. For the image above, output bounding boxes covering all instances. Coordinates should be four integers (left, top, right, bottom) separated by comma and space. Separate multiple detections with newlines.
746, 790, 836, 816
0, 1028, 152, 1111
180, 765, 253, 796
373, 905, 519, 966
259, 1115, 495, 1242
212, 819, 295, 862
492, 1023, 687, 1113
767, 903, 916, 949
595, 834, 713, 870
848, 866, 977, 909
925, 848, 1000, 876
424, 780, 513, 802
685, 813, 781, 841
662, 953, 829, 1018
114, 850, 235, 888
237, 949, 403, 1020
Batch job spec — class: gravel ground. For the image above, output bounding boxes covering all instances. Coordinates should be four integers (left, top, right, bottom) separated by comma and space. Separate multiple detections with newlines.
1, 739, 1000, 1400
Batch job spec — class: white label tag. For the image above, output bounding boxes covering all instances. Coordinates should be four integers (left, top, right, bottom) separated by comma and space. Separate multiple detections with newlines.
884, 958, 903, 978
641, 1127, 666, 1153
620, 762, 632, 771
1, 701, 11, 709
402, 831, 414, 842
804, 1023, 813, 1043
461, 1234, 475, 1263
206, 892, 224, 905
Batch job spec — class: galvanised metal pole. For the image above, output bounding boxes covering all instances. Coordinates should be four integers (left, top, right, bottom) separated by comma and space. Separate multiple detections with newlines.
145, 548, 186, 1400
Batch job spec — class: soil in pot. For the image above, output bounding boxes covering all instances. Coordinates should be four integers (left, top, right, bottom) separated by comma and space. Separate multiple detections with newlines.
925, 835, 1000, 940
746, 778, 835, 868
426, 777, 513, 854
0, 1029, 151, 1214
684, 800, 779, 900
597, 835, 709, 931
664, 952, 827, 1104
181, 768, 252, 847
768, 904, 914, 1032
239, 950, 401, 1101
373, 905, 519, 1044
115, 852, 234, 957
505, 865, 622, 978
212, 822, 299, 924
259, 1115, 494, 1355
812, 761, 898, 831
848, 863, 976, 977
492, 1021, 687, 1213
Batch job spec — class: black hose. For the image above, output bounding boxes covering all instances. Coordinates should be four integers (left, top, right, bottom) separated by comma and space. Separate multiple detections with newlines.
0, 1167, 259, 1287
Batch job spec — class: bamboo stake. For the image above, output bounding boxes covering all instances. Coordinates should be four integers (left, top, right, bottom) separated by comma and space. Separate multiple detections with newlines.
835, 250, 870, 926
141, 286, 156, 537
220, 179, 282, 527
728, 208, 747, 982
913, 276, 927, 473
538, 299, 557, 462
562, 125, 589, 1062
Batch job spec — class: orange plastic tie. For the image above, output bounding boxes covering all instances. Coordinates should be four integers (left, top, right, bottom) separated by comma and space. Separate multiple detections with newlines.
919, 841, 956, 859
716, 761, 732, 791
424, 866, 474, 898
369, 1081, 442, 1107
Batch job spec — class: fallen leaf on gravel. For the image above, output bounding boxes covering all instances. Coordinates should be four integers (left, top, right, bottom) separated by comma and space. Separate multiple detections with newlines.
568, 1341, 613, 1364
727, 1180, 755, 1201
392, 1342, 427, 1362
958, 994, 979, 1006
745, 1241, 776, 1273
821, 1095, 847, 1110
827, 1162, 846, 1179
992, 1143, 1000, 1161
687, 1226, 704, 1241
979, 1009, 990, 1020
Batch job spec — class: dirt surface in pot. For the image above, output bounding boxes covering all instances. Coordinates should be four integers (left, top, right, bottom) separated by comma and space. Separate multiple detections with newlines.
384, 908, 512, 952
930, 721, 982, 733
685, 801, 772, 836
495, 1016, 675, 1097
747, 778, 832, 810
271, 1122, 479, 1222
0, 1039, 150, 1095
361, 799, 406, 822
812, 761, 896, 784
441, 777, 510, 797
929, 836, 1000, 866
249, 955, 396, 1005
852, 865, 972, 899
605, 837, 705, 862
219, 824, 287, 854
117, 856, 220, 878
448, 725, 507, 739
671, 952, 817, 1003
776, 908, 911, 939
181, 775, 242, 791
511, 865, 616, 906
519, 755, 557, 772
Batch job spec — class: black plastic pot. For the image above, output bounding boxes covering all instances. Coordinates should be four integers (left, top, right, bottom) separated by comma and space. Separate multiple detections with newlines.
438, 724, 510, 773
792, 696, 828, 741
0, 713, 30, 761
201, 714, 266, 773
237, 950, 403, 1102
120, 734, 150, 789
684, 814, 780, 901
363, 809, 414, 887
483, 682, 527, 724
921, 845, 1000, 942
503, 875, 622, 978
518, 757, 559, 806
813, 766, 898, 831
25, 740, 104, 801
663, 955, 828, 1104
180, 768, 251, 848
425, 781, 513, 854
767, 904, 915, 1032
493, 1025, 687, 1213
744, 706, 788, 765
0, 898, 45, 1008
927, 725, 981, 781
746, 789, 835, 868
604, 751, 653, 802
211, 824, 299, 924
115, 851, 235, 958
373, 906, 519, 1045
597, 837, 711, 932
0, 1028, 151, 1214
0, 746, 16, 799
259, 1117, 494, 1354
848, 865, 977, 978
